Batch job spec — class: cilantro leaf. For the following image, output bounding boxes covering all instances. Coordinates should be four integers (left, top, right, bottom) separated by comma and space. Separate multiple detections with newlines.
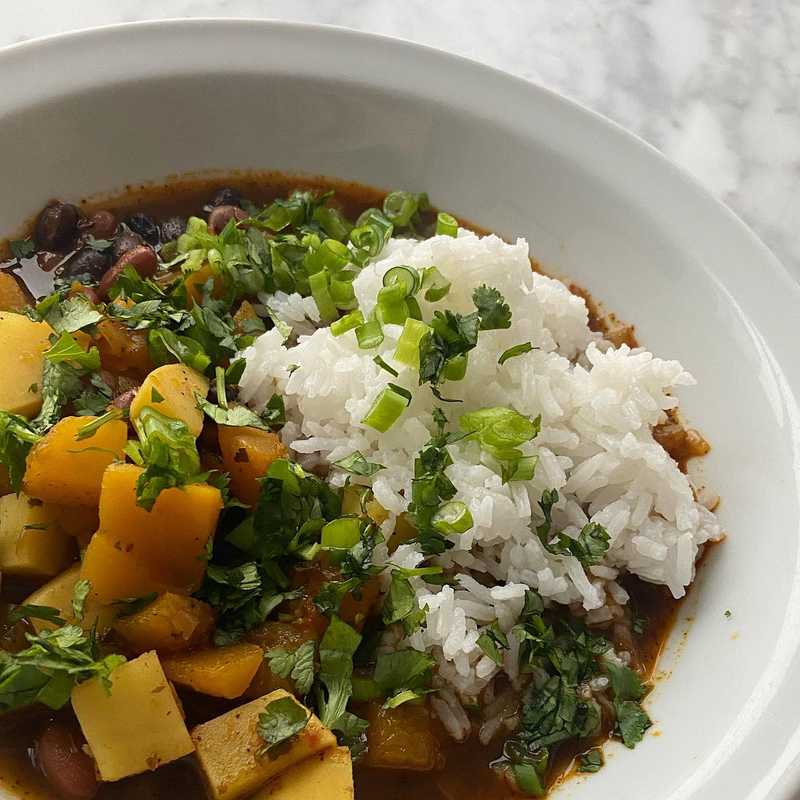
382, 571, 417, 626
332, 451, 384, 477
265, 640, 316, 696
604, 661, 646, 702
578, 748, 604, 773
10, 239, 35, 260
257, 695, 311, 757
32, 360, 86, 433
373, 649, 435, 708
330, 710, 369, 758
42, 296, 104, 334
614, 699, 651, 748
71, 580, 91, 623
476, 622, 509, 666
7, 604, 65, 626
472, 284, 512, 330
316, 615, 361, 729
44, 332, 101, 371
0, 412, 41, 493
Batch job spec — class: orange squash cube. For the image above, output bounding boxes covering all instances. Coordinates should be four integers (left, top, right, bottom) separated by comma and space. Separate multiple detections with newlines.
0, 272, 29, 312
218, 426, 287, 507
23, 416, 128, 506
162, 643, 264, 699
364, 702, 440, 771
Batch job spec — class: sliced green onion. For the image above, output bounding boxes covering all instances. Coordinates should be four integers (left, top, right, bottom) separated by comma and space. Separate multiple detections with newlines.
362, 385, 411, 432
356, 320, 384, 349
330, 273, 358, 310
405, 295, 423, 321
373, 355, 399, 377
382, 191, 428, 227
321, 517, 362, 549
331, 310, 365, 337
382, 265, 420, 297
376, 301, 408, 326
305, 238, 351, 274
309, 270, 338, 324
377, 282, 408, 307
432, 501, 473, 534
442, 354, 468, 381
420, 266, 451, 302
312, 205, 353, 242
215, 366, 228, 410
436, 212, 458, 237
394, 318, 431, 368
499, 342, 534, 365
501, 454, 539, 484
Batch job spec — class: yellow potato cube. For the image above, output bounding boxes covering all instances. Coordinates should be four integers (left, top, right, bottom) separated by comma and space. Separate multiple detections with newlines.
254, 746, 353, 799
23, 563, 115, 634
23, 415, 128, 506
71, 651, 194, 782
130, 364, 209, 437
0, 493, 74, 578
191, 690, 336, 800
0, 311, 53, 417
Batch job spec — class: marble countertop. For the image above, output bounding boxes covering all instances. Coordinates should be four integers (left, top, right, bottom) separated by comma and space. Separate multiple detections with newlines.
2, 0, 798, 274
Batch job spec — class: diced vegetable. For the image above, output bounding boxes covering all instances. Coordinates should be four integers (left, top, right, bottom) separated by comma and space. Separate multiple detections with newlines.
218, 426, 288, 507
112, 592, 215, 655
161, 643, 263, 699
80, 463, 222, 602
0, 493, 73, 578
22, 415, 128, 506
0, 312, 53, 417
245, 622, 318, 699
94, 319, 153, 377
191, 689, 336, 800
185, 263, 225, 306
253, 746, 353, 799
364, 701, 440, 771
48, 504, 99, 549
71, 651, 194, 782
0, 272, 29, 312
23, 563, 115, 634
129, 363, 210, 437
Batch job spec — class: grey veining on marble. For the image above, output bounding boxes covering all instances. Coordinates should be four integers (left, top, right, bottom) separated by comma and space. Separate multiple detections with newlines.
1, 0, 798, 274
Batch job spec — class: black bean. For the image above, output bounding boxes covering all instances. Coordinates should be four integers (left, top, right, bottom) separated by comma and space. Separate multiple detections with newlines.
34, 201, 80, 252
160, 215, 187, 242
112, 226, 144, 261
211, 187, 242, 207
126, 213, 160, 245
60, 247, 111, 282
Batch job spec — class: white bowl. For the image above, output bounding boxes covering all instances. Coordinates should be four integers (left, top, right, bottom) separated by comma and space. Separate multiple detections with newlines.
1, 19, 799, 800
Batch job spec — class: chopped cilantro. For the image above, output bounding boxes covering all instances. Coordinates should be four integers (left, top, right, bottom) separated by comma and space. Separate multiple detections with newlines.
257, 695, 311, 757
44, 331, 101, 371
7, 604, 65, 626
476, 622, 509, 666
577, 748, 604, 773
473, 284, 512, 330
373, 649, 435, 708
316, 615, 362, 729
9, 239, 35, 260
332, 451, 384, 477
0, 412, 41, 493
71, 579, 91, 622
265, 640, 316, 696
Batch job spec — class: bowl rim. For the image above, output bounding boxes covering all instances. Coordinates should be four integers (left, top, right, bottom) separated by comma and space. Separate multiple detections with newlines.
1, 17, 800, 800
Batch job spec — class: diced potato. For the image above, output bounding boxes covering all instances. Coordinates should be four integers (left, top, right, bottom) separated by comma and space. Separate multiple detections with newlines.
0, 311, 53, 417
245, 622, 317, 699
72, 651, 194, 782
23, 563, 115, 634
364, 702, 440, 771
162, 643, 263, 699
23, 416, 128, 506
113, 592, 215, 655
0, 493, 74, 578
129, 364, 209, 437
94, 319, 153, 378
80, 463, 222, 603
0, 272, 29, 312
218, 426, 287, 507
254, 746, 353, 800
191, 690, 336, 800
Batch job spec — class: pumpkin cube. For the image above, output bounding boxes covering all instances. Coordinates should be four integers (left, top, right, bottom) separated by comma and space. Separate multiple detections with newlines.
23, 416, 128, 506
71, 651, 194, 782
130, 364, 209, 437
0, 311, 53, 417
191, 690, 336, 800
80, 463, 222, 603
364, 702, 440, 771
244, 622, 317, 699
254, 746, 353, 799
218, 426, 287, 507
162, 643, 263, 699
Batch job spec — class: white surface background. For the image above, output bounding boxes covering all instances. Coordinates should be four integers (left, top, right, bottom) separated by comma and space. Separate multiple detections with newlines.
2, 0, 798, 275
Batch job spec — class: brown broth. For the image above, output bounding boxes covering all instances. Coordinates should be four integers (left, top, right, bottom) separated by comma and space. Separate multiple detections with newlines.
0, 174, 704, 800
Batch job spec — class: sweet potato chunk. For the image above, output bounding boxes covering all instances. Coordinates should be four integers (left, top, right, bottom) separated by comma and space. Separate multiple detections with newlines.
23, 416, 128, 506
113, 592, 215, 655
191, 690, 336, 800
0, 312, 53, 417
162, 643, 263, 699
0, 493, 74, 578
244, 622, 317, 699
72, 651, 194, 782
364, 702, 440, 771
0, 272, 29, 312
94, 319, 153, 377
130, 364, 209, 437
218, 426, 287, 507
23, 563, 115, 634
254, 746, 353, 799
80, 464, 222, 603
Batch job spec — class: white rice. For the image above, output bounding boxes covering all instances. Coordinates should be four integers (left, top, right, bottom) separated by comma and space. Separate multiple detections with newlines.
239, 228, 723, 731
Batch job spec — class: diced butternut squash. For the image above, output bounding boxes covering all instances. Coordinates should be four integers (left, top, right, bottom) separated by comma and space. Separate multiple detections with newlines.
23, 416, 128, 506
185, 263, 225, 306
49, 504, 99, 549
72, 651, 194, 782
245, 622, 317, 699
0, 311, 53, 417
254, 746, 353, 800
130, 364, 209, 437
23, 563, 115, 634
162, 643, 263, 699
364, 702, 440, 771
80, 463, 222, 603
94, 319, 153, 378
218, 426, 287, 507
113, 592, 215, 655
191, 690, 336, 800
0, 493, 74, 578
0, 272, 30, 312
